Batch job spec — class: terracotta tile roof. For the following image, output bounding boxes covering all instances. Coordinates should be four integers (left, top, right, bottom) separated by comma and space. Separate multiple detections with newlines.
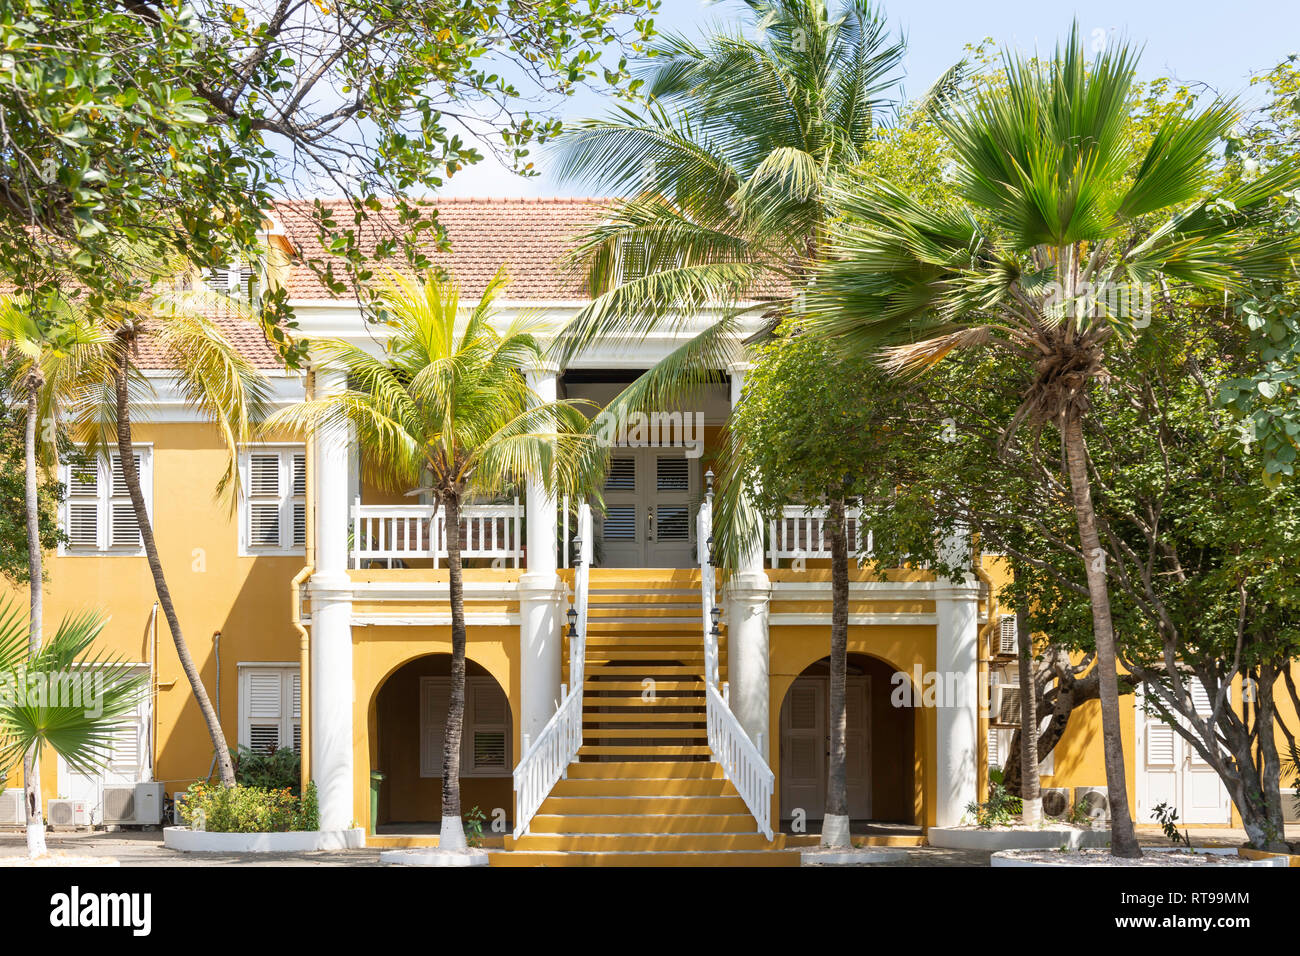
131, 316, 287, 371
274, 197, 608, 302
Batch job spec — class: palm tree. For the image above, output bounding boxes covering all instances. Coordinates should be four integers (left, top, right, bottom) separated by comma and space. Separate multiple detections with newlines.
59, 274, 272, 789
804, 26, 1300, 856
0, 601, 148, 857
268, 268, 600, 850
552, 0, 917, 850
0, 294, 108, 854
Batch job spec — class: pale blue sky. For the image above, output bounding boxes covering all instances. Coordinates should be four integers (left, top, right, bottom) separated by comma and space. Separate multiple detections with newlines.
439, 0, 1299, 197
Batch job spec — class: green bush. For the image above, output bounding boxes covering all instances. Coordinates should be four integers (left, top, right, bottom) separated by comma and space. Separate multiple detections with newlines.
180, 781, 320, 833
233, 746, 301, 794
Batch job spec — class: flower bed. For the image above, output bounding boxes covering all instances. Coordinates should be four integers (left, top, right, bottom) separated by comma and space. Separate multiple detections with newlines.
164, 826, 365, 853
162, 781, 363, 853
929, 823, 1110, 850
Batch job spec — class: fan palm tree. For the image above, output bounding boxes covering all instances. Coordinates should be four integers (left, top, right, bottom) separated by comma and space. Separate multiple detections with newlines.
0, 600, 148, 857
55, 271, 272, 789
0, 293, 109, 853
803, 26, 1300, 856
268, 268, 601, 850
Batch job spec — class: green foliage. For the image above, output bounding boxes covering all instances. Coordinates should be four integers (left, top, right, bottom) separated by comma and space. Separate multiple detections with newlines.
464, 805, 486, 848
965, 768, 1023, 828
233, 746, 300, 795
0, 600, 148, 776
180, 781, 319, 833
1152, 802, 1192, 848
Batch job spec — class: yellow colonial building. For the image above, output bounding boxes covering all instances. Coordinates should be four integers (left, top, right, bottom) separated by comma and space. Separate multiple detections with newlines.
2, 199, 1272, 863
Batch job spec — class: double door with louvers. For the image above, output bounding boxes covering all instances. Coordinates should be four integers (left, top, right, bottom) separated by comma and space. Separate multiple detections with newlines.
597, 448, 697, 568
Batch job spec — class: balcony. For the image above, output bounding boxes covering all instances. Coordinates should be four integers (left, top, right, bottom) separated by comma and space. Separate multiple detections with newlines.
350, 499, 524, 569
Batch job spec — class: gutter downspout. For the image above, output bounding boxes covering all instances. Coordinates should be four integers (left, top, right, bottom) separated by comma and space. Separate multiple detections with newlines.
291, 368, 316, 796
974, 554, 998, 805
147, 603, 159, 779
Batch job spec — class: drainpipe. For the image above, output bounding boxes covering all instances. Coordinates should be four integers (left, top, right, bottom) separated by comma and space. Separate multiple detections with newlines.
290, 368, 316, 795
973, 556, 998, 804
148, 603, 159, 777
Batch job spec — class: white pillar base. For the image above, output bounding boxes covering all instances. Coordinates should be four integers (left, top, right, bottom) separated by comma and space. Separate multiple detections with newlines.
726, 570, 771, 759
519, 573, 564, 746
820, 813, 851, 849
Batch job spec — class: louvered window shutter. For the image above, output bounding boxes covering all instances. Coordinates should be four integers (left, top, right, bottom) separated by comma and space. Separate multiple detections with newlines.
244, 448, 306, 551
468, 678, 509, 772
998, 615, 1018, 655
420, 678, 451, 777
108, 455, 144, 548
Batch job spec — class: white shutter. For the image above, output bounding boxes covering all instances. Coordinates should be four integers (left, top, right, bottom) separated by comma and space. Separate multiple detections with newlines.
998, 615, 1018, 655
110, 503, 142, 547
292, 454, 306, 495
420, 678, 450, 777
247, 671, 283, 718
249, 454, 280, 496
249, 725, 280, 753
249, 503, 281, 547
68, 461, 98, 496
987, 728, 1002, 769
66, 503, 99, 548
1146, 722, 1177, 766
469, 678, 509, 773
292, 503, 306, 547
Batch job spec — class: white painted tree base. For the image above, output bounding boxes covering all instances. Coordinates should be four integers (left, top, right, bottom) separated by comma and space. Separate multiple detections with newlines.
438, 815, 468, 851
379, 848, 490, 867
26, 823, 46, 858
802, 847, 908, 865
820, 814, 852, 848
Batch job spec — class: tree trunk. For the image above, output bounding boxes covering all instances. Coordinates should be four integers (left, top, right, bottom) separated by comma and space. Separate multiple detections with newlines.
822, 496, 851, 848
1061, 412, 1139, 856
1015, 607, 1041, 825
1251, 665, 1288, 851
439, 492, 469, 850
23, 371, 46, 857
113, 350, 235, 787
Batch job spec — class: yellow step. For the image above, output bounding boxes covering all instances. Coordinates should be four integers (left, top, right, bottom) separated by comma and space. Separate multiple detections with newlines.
490, 850, 800, 867
586, 665, 703, 676
588, 569, 701, 584
582, 681, 703, 692
542, 795, 747, 814
582, 727, 706, 739
587, 620, 699, 633
524, 812, 752, 833
582, 696, 705, 708
511, 832, 774, 852
587, 635, 705, 646
588, 649, 705, 662
567, 761, 724, 779
588, 607, 703, 619
578, 744, 711, 758
582, 711, 704, 723
551, 777, 731, 797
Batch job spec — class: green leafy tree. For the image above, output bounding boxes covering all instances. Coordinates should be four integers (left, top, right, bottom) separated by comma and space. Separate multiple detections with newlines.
268, 269, 601, 849
805, 25, 1300, 857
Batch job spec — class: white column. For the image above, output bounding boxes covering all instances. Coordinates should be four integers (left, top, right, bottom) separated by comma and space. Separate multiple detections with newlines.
519, 363, 563, 748
933, 528, 979, 828
310, 366, 355, 832
725, 362, 772, 758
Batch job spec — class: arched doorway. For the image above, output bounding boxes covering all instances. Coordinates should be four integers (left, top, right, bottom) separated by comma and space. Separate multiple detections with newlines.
372, 655, 513, 830
778, 654, 915, 824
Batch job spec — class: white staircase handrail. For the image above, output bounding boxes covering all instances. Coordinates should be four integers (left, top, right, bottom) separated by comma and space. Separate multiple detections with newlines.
511, 503, 592, 838
697, 493, 775, 841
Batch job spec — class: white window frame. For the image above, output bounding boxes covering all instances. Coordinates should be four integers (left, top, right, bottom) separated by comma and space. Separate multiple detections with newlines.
59, 446, 154, 556
238, 444, 306, 556
237, 663, 301, 755
419, 676, 511, 778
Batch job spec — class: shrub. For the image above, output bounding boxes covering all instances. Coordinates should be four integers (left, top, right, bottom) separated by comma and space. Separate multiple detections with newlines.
180, 781, 320, 833
964, 768, 1023, 828
233, 746, 301, 794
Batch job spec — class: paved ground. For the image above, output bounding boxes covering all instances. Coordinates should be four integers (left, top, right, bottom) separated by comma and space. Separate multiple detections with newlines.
0, 825, 1278, 867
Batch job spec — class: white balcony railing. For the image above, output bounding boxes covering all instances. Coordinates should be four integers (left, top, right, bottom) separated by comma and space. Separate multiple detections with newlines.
767, 504, 866, 567
350, 498, 523, 568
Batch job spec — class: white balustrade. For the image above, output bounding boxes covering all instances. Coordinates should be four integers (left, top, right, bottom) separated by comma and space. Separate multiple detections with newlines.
350, 498, 523, 568
767, 504, 866, 567
512, 503, 592, 838
698, 491, 774, 841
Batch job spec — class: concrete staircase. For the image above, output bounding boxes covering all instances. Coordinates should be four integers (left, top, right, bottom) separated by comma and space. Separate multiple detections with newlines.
498, 570, 800, 866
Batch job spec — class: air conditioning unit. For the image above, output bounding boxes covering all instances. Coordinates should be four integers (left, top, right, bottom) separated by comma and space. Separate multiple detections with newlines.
103, 782, 164, 826
990, 676, 1022, 727
46, 798, 90, 829
996, 614, 1018, 656
1074, 786, 1110, 823
1041, 787, 1071, 817
0, 788, 26, 825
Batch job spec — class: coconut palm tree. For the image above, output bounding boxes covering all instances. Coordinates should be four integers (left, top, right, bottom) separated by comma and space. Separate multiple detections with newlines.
57, 273, 272, 789
0, 294, 108, 854
268, 268, 601, 850
803, 26, 1300, 856
0, 600, 148, 857
552, 0, 925, 850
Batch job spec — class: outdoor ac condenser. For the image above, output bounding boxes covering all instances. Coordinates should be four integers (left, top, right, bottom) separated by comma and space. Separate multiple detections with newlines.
1040, 787, 1071, 817
0, 788, 25, 826
103, 782, 165, 826
46, 798, 90, 829
1073, 786, 1110, 823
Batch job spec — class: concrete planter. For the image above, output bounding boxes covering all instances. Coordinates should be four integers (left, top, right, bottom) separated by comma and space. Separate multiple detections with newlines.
1238, 847, 1300, 867
928, 826, 1110, 850
379, 847, 490, 867
163, 826, 366, 853
991, 847, 1287, 867
800, 847, 910, 865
